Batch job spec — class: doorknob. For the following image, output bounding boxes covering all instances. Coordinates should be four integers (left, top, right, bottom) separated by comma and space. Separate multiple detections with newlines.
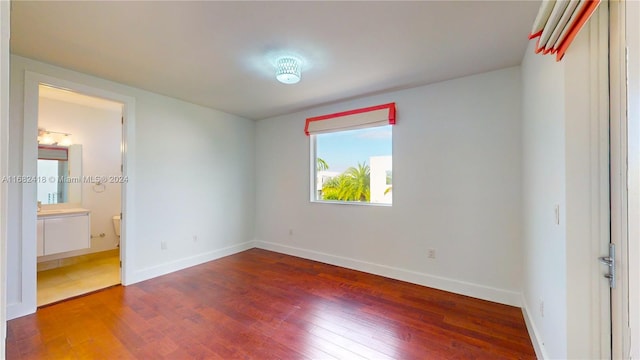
599, 244, 615, 288
599, 256, 613, 266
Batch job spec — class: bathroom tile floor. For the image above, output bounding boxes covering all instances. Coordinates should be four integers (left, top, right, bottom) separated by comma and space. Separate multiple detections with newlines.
37, 253, 120, 306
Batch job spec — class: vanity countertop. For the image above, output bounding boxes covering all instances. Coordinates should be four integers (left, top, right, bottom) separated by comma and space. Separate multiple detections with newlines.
37, 208, 90, 218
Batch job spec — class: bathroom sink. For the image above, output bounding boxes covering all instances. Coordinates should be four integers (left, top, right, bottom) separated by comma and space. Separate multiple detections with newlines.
38, 208, 90, 217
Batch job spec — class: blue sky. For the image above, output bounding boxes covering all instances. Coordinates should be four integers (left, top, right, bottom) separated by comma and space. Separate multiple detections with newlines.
316, 125, 392, 173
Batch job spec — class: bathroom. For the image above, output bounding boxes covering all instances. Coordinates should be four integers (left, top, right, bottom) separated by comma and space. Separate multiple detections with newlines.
36, 84, 123, 306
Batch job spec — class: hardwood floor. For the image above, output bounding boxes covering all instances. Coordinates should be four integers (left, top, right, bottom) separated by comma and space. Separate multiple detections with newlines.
6, 248, 535, 359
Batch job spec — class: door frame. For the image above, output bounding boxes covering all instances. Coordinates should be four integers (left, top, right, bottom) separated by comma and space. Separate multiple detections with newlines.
628, 1, 640, 355
610, 0, 640, 358
0, 0, 10, 351
14, 71, 136, 318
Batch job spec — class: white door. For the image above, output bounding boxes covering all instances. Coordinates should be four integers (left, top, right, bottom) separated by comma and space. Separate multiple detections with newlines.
611, 0, 640, 358
626, 1, 640, 357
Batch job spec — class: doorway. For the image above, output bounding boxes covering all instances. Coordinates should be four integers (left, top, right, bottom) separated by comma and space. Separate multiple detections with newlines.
13, 71, 135, 318
35, 84, 123, 306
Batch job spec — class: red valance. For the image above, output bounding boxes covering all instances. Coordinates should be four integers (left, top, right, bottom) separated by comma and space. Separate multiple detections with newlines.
304, 103, 396, 136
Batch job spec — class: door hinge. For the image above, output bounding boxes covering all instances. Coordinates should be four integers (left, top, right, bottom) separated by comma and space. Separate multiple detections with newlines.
119, 261, 122, 268
599, 243, 616, 288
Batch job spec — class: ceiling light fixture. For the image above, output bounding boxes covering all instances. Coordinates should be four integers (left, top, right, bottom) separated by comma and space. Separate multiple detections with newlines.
275, 56, 302, 84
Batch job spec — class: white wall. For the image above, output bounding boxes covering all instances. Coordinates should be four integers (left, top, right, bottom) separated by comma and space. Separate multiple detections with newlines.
521, 6, 610, 359
521, 41, 567, 359
255, 67, 523, 306
563, 8, 610, 357
37, 97, 122, 258
8, 55, 256, 318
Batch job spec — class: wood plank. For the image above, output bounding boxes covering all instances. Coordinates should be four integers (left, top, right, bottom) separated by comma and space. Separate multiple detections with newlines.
6, 248, 535, 359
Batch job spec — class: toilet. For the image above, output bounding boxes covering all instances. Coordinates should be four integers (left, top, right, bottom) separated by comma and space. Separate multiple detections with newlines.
112, 215, 121, 245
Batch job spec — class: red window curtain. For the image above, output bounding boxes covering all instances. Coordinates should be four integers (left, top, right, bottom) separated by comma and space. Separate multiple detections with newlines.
529, 0, 601, 61
304, 103, 396, 136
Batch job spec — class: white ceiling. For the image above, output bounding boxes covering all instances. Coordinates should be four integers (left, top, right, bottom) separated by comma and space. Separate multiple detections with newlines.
11, 1, 540, 120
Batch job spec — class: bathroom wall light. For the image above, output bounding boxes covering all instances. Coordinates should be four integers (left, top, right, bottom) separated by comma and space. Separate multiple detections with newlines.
39, 132, 55, 145
275, 56, 302, 84
37, 128, 72, 146
59, 134, 73, 146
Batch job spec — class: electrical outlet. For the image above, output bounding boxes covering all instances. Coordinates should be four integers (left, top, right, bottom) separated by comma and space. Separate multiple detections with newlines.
427, 249, 436, 259
193, 235, 198, 242
289, 229, 293, 236
161, 241, 167, 250
539, 299, 545, 318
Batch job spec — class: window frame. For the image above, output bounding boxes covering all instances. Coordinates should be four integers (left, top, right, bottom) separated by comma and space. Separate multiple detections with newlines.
306, 102, 395, 206
309, 128, 393, 207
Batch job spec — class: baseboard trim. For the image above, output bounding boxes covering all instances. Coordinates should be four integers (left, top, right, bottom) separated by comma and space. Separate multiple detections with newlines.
130, 240, 256, 285
521, 294, 546, 359
255, 240, 521, 307
7, 301, 36, 321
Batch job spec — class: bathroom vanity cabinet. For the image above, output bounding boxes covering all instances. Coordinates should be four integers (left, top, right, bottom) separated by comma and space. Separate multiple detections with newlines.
37, 209, 90, 256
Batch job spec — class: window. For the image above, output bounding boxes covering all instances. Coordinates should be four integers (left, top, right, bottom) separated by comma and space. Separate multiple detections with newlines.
306, 103, 395, 205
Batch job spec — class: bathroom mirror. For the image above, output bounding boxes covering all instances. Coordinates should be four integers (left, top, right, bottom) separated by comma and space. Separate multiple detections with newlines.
37, 144, 82, 205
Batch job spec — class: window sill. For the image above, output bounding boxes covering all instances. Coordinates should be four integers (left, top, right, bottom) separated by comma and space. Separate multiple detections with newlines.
310, 200, 392, 207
